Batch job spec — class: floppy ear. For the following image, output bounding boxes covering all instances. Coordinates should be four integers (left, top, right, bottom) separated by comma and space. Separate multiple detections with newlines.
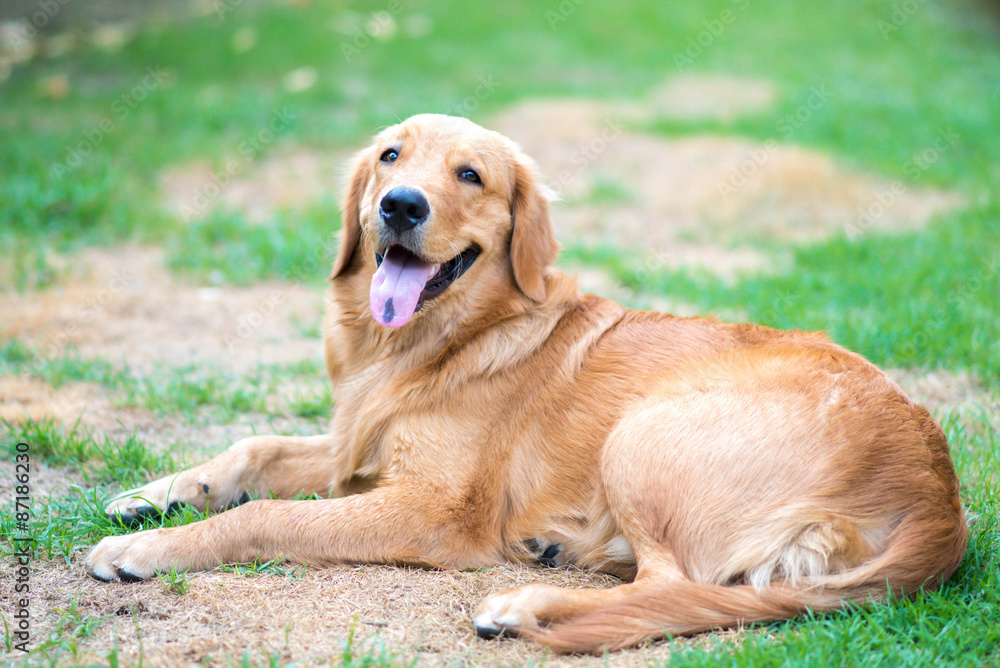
329, 149, 374, 280
510, 155, 558, 302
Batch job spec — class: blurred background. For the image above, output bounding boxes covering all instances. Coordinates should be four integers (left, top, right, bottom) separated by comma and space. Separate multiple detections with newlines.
1, 1, 999, 419
1, 0, 998, 376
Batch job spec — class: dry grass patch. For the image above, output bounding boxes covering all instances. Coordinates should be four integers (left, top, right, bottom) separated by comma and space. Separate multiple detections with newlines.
889, 368, 992, 417
490, 85, 960, 278
0, 245, 324, 375
0, 376, 140, 432
646, 75, 778, 122
0, 456, 82, 503
890, 368, 999, 462
0, 243, 331, 465
160, 148, 350, 224
0, 559, 737, 667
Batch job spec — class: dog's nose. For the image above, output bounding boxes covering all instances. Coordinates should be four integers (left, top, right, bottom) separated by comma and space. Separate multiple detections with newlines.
380, 187, 430, 234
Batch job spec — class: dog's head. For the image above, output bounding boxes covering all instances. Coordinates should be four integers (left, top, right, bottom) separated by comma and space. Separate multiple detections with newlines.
330, 114, 558, 329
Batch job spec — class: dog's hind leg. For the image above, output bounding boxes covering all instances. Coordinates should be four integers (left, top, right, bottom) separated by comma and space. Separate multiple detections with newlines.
477, 376, 964, 652
473, 387, 848, 647
473, 552, 685, 639
105, 434, 350, 524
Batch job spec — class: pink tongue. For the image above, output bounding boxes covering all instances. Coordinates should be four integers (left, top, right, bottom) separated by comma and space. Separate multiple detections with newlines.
370, 247, 438, 328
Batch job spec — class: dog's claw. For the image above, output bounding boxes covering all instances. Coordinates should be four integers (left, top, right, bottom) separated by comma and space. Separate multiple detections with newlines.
110, 503, 186, 531
86, 531, 165, 582
117, 569, 147, 583
474, 586, 546, 642
474, 622, 518, 640
107, 498, 187, 528
109, 509, 145, 529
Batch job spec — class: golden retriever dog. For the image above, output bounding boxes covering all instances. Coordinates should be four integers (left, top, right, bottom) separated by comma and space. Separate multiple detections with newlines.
86, 114, 967, 653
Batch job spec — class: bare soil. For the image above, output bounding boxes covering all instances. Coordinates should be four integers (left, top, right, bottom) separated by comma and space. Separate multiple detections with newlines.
160, 148, 350, 224
2, 559, 735, 667
646, 74, 778, 122
0, 246, 325, 375
490, 94, 959, 277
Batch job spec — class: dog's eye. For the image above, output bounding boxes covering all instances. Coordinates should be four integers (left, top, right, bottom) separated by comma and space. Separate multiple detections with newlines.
459, 168, 481, 185
380, 148, 399, 163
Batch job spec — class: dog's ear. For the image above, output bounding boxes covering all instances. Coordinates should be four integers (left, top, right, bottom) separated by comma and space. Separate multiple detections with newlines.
329, 149, 374, 280
510, 154, 558, 302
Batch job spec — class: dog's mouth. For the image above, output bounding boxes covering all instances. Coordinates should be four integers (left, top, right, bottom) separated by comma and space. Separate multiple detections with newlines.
370, 244, 479, 328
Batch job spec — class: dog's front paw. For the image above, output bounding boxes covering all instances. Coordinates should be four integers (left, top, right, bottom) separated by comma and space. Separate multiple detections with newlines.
86, 530, 172, 582
105, 474, 198, 526
105, 469, 250, 525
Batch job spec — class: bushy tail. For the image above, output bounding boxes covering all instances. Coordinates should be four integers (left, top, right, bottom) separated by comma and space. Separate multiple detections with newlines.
524, 510, 968, 654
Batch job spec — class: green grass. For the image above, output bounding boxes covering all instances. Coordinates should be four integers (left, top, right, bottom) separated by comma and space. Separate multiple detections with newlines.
563, 199, 1000, 383
0, 340, 126, 388
120, 364, 273, 417
285, 384, 333, 419
21, 594, 110, 666
2, 417, 173, 488
1, 341, 332, 424
217, 558, 309, 581
165, 200, 341, 285
0, 417, 185, 562
0, 417, 338, 565
3, 0, 999, 259
157, 565, 192, 597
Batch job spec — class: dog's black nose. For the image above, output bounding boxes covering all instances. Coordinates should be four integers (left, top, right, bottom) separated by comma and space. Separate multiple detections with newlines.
380, 187, 430, 234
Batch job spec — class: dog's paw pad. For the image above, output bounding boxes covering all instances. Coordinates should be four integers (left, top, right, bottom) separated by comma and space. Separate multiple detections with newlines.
86, 532, 164, 583
473, 586, 546, 641
474, 621, 518, 640
109, 500, 186, 527
523, 538, 564, 568
117, 568, 149, 583
473, 609, 523, 641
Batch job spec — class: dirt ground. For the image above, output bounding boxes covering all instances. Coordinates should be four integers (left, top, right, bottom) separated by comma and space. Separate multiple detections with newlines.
0, 85, 981, 666
0, 246, 325, 376
488, 93, 958, 278
2, 558, 739, 667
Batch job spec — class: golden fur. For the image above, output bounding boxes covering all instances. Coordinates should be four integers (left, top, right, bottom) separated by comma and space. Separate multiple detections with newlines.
87, 114, 967, 653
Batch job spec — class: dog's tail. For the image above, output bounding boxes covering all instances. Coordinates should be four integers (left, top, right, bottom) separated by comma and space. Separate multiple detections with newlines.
522, 507, 968, 654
